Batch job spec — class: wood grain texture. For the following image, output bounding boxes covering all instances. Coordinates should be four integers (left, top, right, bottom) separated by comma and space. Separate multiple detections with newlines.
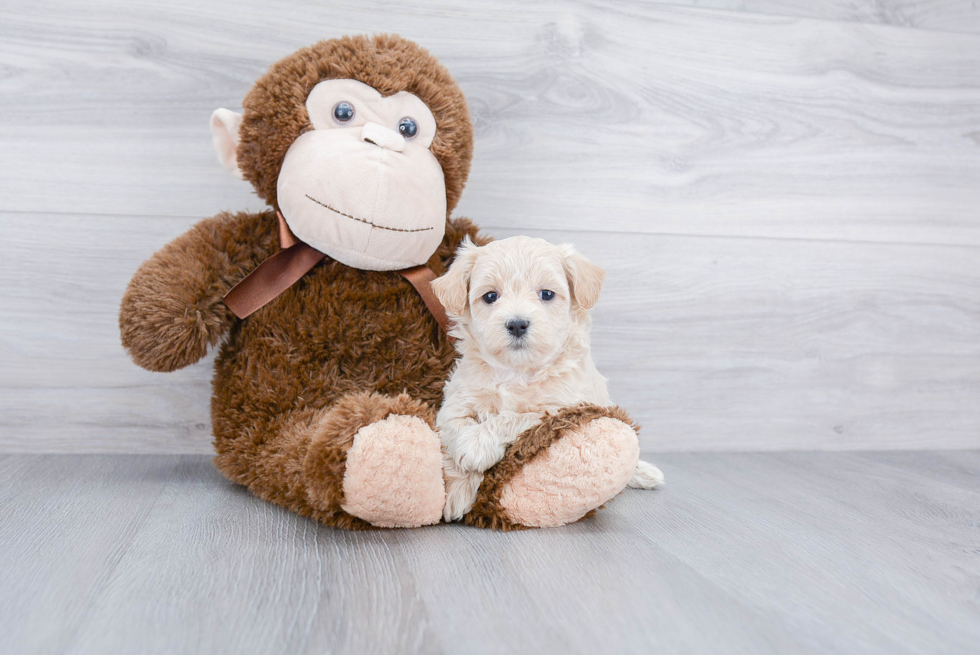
658, 0, 980, 34
2, 217, 978, 453
1, 1, 978, 453
0, 452, 977, 654
1, 1, 979, 244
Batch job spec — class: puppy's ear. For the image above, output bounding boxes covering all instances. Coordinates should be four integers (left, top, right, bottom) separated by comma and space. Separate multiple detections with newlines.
560, 245, 605, 310
432, 237, 480, 316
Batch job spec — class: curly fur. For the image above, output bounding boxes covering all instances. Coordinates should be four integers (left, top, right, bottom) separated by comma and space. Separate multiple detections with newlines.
119, 211, 279, 372
304, 392, 436, 519
238, 34, 473, 216
208, 215, 485, 529
119, 35, 650, 530
464, 404, 638, 531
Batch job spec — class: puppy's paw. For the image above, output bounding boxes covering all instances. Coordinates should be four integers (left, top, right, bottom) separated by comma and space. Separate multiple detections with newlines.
457, 446, 505, 473
628, 459, 664, 489
444, 470, 483, 522
454, 424, 507, 472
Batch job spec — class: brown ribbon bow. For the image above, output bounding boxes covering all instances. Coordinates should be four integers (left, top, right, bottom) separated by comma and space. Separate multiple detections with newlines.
223, 212, 451, 335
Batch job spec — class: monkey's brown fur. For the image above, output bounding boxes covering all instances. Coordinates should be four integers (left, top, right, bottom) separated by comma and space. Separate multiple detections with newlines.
464, 404, 639, 531
238, 34, 472, 215
119, 35, 634, 530
121, 205, 482, 528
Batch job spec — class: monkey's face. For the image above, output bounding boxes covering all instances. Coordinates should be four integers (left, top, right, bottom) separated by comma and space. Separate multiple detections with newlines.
212, 77, 450, 271
274, 79, 447, 270
213, 36, 475, 271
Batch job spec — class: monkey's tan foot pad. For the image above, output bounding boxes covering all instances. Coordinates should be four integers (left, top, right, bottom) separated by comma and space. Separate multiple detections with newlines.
464, 404, 640, 530
340, 414, 445, 528
500, 417, 639, 528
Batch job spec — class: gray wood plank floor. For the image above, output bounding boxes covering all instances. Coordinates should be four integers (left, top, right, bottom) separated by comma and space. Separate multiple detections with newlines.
1, 452, 977, 655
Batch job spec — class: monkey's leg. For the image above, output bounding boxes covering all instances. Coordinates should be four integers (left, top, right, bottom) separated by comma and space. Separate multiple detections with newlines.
214, 391, 445, 529
462, 404, 640, 531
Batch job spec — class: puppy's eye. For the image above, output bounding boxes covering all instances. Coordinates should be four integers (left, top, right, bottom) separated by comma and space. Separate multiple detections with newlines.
398, 116, 419, 139
333, 101, 355, 124
482, 291, 498, 304
539, 289, 555, 301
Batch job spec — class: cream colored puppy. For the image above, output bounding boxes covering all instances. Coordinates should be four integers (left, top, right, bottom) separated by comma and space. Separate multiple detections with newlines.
432, 236, 663, 522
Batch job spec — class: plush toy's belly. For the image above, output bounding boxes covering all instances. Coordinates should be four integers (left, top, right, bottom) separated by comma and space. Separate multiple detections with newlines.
209, 262, 455, 442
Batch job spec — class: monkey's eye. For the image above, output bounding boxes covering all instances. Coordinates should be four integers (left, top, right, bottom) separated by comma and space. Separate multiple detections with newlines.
482, 291, 498, 304
332, 101, 355, 124
398, 117, 419, 139
539, 290, 556, 302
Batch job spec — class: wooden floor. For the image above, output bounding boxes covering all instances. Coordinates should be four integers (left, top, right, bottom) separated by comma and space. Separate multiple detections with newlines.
2, 451, 977, 655
1, 4, 978, 650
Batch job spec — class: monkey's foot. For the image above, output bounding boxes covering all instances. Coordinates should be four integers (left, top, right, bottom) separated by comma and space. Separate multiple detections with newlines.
341, 414, 445, 527
464, 405, 639, 530
303, 392, 444, 528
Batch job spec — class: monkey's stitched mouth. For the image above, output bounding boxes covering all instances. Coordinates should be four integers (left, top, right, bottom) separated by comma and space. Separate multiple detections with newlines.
305, 195, 433, 233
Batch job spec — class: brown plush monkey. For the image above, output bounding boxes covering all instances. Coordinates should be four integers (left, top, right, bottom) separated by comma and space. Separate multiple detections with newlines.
119, 35, 641, 530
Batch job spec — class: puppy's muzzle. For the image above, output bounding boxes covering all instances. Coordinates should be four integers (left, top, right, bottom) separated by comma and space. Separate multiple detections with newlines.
505, 317, 530, 339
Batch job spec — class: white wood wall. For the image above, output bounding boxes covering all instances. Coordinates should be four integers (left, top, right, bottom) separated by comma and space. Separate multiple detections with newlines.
2, 0, 978, 453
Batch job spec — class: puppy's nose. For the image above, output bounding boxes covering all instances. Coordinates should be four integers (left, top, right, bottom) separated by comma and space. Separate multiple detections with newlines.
506, 317, 530, 338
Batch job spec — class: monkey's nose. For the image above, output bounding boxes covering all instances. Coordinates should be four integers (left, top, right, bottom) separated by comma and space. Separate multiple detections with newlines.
505, 317, 530, 338
361, 122, 406, 152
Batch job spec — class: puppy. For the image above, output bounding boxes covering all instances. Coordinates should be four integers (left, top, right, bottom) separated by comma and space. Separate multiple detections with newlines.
431, 236, 663, 522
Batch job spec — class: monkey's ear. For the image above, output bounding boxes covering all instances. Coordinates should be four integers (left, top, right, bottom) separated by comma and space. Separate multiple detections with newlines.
560, 245, 605, 310
432, 237, 480, 316
210, 108, 244, 180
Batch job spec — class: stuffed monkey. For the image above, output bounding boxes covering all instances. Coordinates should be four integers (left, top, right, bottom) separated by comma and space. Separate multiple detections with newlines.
119, 35, 641, 530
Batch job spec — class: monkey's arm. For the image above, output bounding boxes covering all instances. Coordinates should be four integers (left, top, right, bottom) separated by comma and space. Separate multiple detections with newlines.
119, 210, 279, 372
